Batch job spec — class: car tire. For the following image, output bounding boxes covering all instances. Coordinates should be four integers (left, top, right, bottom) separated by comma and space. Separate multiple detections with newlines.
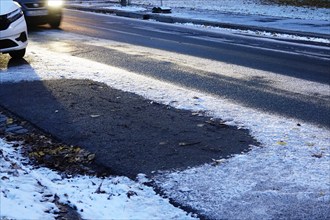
9, 49, 26, 59
49, 17, 62, 29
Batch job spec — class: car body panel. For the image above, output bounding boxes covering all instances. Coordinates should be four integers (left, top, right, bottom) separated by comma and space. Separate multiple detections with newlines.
0, 0, 21, 15
0, 0, 28, 56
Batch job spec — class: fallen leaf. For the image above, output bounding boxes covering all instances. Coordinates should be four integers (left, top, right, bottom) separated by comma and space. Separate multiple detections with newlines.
6, 118, 13, 125
277, 141, 287, 145
312, 153, 323, 158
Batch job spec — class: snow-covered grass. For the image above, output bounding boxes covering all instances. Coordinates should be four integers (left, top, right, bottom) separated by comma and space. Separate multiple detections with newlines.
68, 0, 330, 21
148, 0, 329, 20
1, 29, 329, 219
179, 22, 330, 44
67, 0, 330, 42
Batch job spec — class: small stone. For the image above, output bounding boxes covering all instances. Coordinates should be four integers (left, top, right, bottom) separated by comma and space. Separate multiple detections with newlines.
126, 190, 137, 198
179, 187, 192, 192
5, 125, 23, 133
90, 115, 100, 118
13, 129, 29, 134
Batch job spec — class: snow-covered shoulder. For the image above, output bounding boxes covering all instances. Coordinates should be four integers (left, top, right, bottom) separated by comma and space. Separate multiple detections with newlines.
0, 139, 197, 219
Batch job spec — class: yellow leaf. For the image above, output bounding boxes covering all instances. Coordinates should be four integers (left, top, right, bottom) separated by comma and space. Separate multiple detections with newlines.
277, 141, 287, 145
6, 118, 13, 125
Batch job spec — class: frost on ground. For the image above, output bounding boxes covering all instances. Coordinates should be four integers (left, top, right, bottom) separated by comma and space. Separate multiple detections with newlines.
0, 30, 329, 219
0, 139, 196, 219
155, 124, 330, 219
181, 22, 330, 44
67, 0, 330, 42
68, 0, 330, 21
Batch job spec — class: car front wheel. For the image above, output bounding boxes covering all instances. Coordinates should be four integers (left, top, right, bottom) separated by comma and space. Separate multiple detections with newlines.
9, 49, 26, 59
49, 17, 62, 29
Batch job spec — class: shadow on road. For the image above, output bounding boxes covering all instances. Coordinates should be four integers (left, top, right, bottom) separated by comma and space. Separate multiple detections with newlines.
0, 76, 259, 178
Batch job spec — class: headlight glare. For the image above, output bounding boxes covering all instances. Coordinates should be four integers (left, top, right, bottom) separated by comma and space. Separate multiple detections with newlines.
48, 0, 64, 7
7, 8, 23, 23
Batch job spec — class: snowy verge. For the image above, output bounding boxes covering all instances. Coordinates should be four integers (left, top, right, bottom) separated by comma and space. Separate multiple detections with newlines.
67, 0, 330, 21
66, 0, 330, 38
179, 22, 330, 44
0, 139, 197, 219
0, 31, 329, 219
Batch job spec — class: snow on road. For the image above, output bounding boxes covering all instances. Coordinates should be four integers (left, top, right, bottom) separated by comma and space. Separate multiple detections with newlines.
1, 28, 329, 219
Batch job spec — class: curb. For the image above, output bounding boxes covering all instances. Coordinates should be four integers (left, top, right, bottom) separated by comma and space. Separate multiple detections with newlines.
65, 5, 330, 40
0, 113, 29, 136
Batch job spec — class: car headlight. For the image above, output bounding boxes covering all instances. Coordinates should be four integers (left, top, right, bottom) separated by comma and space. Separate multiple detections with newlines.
47, 0, 64, 7
7, 8, 23, 23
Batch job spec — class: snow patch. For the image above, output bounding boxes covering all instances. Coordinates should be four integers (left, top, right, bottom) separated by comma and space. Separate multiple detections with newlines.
0, 139, 196, 219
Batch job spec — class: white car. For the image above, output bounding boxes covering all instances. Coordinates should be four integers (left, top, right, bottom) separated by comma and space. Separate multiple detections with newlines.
0, 0, 28, 59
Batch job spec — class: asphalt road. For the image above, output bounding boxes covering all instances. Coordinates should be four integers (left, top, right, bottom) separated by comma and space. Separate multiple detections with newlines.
1, 9, 329, 177
57, 9, 330, 128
